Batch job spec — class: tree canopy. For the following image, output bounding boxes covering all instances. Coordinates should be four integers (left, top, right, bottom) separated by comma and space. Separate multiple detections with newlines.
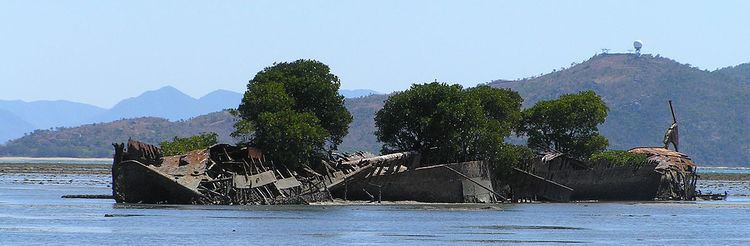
252, 111, 329, 169
374, 83, 523, 166
160, 132, 218, 156
518, 90, 609, 159
234, 60, 351, 169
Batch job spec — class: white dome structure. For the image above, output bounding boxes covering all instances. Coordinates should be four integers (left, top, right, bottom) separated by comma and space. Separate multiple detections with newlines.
633, 40, 643, 53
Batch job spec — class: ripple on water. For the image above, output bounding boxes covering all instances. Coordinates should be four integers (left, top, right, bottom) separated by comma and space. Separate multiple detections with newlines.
463, 225, 587, 230
0, 226, 112, 234
456, 239, 589, 244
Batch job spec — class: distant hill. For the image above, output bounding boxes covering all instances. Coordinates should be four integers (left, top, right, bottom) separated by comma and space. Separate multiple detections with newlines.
340, 89, 381, 98
0, 87, 383, 143
95, 86, 242, 122
0, 111, 236, 157
0, 100, 106, 129
340, 94, 388, 153
197, 89, 244, 113
0, 93, 387, 158
488, 53, 749, 165
0, 87, 242, 143
0, 109, 35, 143
0, 100, 106, 142
715, 63, 750, 85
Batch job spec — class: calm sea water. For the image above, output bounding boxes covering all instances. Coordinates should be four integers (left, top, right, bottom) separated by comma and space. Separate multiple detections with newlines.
0, 158, 112, 165
1, 172, 749, 245
700, 166, 750, 174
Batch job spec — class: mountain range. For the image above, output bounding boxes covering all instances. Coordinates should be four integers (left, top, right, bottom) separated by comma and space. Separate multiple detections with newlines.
0, 54, 747, 165
0, 87, 383, 144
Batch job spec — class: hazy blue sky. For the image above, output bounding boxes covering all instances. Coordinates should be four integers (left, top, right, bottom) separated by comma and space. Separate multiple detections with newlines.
1, 1, 749, 107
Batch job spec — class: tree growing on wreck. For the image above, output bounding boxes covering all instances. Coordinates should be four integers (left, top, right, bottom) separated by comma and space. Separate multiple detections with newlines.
518, 90, 609, 159
374, 82, 525, 166
160, 132, 218, 156
234, 60, 352, 170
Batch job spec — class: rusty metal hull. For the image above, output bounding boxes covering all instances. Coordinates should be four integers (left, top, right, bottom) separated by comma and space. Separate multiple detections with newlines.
521, 149, 698, 201
112, 160, 203, 204
532, 164, 663, 201
333, 161, 498, 203
111, 140, 335, 205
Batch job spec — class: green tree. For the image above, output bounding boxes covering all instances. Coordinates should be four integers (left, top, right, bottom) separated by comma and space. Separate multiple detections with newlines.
518, 90, 609, 159
374, 82, 523, 165
160, 132, 218, 156
589, 150, 648, 167
234, 59, 351, 169
253, 110, 329, 170
237, 60, 351, 146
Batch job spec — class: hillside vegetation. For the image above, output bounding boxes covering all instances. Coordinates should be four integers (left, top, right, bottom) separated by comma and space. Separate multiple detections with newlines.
489, 53, 749, 165
0, 111, 235, 157
0, 96, 385, 158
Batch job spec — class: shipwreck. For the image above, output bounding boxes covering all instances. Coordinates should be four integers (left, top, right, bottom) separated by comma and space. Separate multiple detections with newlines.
503, 100, 700, 202
111, 141, 699, 204
110, 100, 704, 205
111, 139, 502, 205
505, 147, 698, 202
112, 140, 336, 205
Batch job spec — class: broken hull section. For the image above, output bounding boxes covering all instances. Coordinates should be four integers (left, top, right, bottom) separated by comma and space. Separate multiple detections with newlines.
112, 160, 203, 204
514, 148, 699, 201
111, 140, 334, 205
334, 161, 498, 203
530, 163, 662, 201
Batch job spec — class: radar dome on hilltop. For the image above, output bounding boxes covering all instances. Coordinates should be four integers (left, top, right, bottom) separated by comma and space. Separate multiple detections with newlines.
633, 40, 643, 53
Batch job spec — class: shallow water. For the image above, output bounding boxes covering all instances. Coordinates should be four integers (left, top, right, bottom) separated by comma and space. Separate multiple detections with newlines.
0, 158, 112, 165
1, 174, 749, 245
699, 166, 750, 174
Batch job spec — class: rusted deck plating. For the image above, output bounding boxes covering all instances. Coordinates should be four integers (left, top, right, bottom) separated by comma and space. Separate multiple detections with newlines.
111, 140, 420, 205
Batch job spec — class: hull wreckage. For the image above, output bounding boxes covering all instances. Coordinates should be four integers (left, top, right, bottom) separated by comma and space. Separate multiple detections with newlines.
506, 147, 698, 202
111, 140, 500, 205
111, 140, 700, 205
504, 101, 700, 202
112, 101, 701, 205
112, 140, 333, 205
111, 100, 700, 205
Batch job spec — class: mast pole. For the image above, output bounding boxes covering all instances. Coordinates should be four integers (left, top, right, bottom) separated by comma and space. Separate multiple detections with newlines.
669, 100, 677, 123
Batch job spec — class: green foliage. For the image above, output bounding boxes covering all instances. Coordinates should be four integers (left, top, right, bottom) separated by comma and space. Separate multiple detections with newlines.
590, 150, 649, 167
465, 85, 523, 134
237, 59, 352, 146
519, 91, 609, 159
160, 132, 218, 156
253, 110, 329, 169
237, 82, 293, 124
235, 60, 351, 169
374, 82, 523, 165
492, 144, 536, 176
228, 109, 255, 144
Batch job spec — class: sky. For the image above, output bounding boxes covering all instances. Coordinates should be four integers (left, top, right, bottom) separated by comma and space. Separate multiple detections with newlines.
1, 1, 749, 108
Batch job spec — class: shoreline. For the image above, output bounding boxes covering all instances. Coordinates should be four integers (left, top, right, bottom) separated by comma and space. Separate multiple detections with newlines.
700, 173, 750, 181
0, 157, 112, 161
0, 163, 111, 175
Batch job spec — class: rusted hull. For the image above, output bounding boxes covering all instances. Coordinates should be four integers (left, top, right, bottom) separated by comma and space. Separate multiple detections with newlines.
334, 161, 498, 203
537, 164, 663, 201
503, 168, 573, 202
112, 160, 203, 204
111, 140, 335, 205
520, 149, 699, 201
